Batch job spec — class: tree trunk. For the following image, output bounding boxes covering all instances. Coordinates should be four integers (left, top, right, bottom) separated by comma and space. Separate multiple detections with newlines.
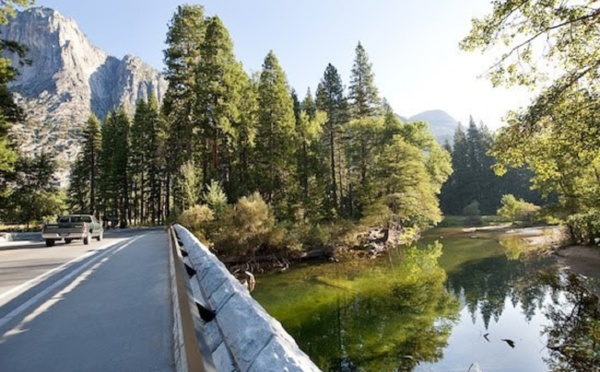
330, 128, 338, 210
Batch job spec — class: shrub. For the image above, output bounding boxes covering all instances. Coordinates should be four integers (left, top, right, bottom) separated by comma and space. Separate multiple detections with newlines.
212, 192, 275, 257
284, 222, 331, 253
497, 194, 540, 224
463, 200, 482, 226
202, 180, 228, 220
178, 204, 214, 242
566, 209, 600, 245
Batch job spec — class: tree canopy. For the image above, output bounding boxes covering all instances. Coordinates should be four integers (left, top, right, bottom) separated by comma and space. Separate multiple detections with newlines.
462, 0, 600, 243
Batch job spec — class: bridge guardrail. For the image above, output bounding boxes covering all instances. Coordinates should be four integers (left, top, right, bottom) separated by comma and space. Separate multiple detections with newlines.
169, 224, 321, 372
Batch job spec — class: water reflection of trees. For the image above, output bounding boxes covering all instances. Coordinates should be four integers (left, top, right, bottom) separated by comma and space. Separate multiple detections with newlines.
279, 243, 461, 371
445, 251, 552, 329
539, 272, 600, 372
445, 244, 600, 371
258, 235, 600, 371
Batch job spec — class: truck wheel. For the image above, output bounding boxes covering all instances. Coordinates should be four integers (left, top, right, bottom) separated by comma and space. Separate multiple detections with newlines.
45, 239, 55, 247
64, 239, 72, 244
83, 234, 89, 245
96, 231, 103, 241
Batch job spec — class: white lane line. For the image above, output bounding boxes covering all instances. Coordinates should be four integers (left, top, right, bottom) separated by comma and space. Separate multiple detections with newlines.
0, 235, 145, 330
0, 240, 126, 301
2, 255, 112, 340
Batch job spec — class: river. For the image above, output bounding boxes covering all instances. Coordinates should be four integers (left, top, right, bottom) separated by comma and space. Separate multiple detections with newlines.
253, 226, 600, 371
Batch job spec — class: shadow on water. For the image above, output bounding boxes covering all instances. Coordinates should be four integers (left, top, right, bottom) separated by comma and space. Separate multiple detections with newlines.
538, 272, 600, 372
253, 227, 600, 371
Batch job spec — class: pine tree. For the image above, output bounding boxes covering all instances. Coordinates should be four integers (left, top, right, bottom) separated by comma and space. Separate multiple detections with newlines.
439, 119, 540, 216
345, 115, 383, 216
344, 43, 383, 216
0, 107, 18, 209
348, 42, 380, 119
316, 64, 347, 216
163, 4, 206, 216
113, 108, 131, 227
146, 94, 166, 224
100, 113, 117, 218
196, 16, 247, 192
68, 156, 87, 213
8, 152, 64, 228
100, 108, 131, 227
0, 2, 28, 217
130, 99, 149, 223
232, 72, 259, 200
293, 89, 327, 217
254, 51, 296, 217
68, 114, 102, 216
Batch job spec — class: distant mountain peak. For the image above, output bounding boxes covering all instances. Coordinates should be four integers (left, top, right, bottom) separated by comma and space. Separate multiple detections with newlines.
407, 109, 458, 144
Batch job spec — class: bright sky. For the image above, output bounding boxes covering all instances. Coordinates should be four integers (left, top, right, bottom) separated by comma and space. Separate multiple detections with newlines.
32, 0, 532, 129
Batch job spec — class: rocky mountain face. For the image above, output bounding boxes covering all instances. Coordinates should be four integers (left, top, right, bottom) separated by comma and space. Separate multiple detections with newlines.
0, 7, 167, 184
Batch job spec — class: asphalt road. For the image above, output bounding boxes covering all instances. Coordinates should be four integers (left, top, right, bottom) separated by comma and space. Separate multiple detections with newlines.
0, 228, 174, 372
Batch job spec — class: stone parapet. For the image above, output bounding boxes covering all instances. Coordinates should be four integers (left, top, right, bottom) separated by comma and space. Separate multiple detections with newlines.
172, 224, 321, 372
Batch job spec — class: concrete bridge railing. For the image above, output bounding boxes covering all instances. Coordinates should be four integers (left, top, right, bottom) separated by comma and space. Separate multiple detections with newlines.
168, 224, 321, 372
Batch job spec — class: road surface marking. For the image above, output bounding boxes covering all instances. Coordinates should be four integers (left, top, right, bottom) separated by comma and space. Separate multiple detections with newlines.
0, 240, 126, 301
0, 235, 145, 331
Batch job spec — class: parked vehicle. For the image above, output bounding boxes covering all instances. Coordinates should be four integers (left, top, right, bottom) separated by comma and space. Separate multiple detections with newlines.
42, 214, 103, 247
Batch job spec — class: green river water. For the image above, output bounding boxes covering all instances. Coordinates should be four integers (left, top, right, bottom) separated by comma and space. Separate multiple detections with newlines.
253, 227, 600, 371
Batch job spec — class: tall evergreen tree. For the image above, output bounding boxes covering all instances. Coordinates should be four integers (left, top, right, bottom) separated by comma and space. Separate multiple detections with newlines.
113, 108, 131, 227
68, 114, 102, 216
146, 94, 166, 224
316, 64, 347, 216
100, 113, 117, 218
130, 99, 149, 223
163, 4, 206, 216
348, 42, 380, 118
345, 43, 383, 217
345, 115, 383, 216
100, 108, 131, 227
0, 1, 30, 219
196, 16, 247, 192
254, 51, 296, 217
293, 89, 327, 218
440, 124, 468, 214
67, 156, 87, 213
439, 119, 542, 216
8, 152, 65, 228
231, 71, 259, 200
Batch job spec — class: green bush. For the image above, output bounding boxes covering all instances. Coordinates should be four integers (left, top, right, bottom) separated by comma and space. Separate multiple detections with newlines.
497, 194, 540, 224
178, 204, 214, 242
212, 192, 275, 257
463, 200, 482, 226
202, 180, 228, 220
566, 209, 600, 245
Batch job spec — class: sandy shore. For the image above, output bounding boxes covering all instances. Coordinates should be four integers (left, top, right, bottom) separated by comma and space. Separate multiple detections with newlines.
554, 245, 600, 282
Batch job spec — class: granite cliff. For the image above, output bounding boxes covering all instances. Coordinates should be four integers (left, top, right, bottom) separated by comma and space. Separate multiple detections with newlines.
0, 7, 167, 183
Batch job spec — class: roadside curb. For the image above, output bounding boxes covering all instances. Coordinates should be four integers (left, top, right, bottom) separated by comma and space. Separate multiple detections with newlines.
0, 232, 43, 243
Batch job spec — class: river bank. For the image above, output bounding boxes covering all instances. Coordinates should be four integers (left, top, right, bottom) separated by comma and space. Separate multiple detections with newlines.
554, 245, 600, 283
465, 223, 600, 292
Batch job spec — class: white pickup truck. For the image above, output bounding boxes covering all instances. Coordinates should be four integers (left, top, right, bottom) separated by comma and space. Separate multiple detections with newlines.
42, 214, 104, 247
